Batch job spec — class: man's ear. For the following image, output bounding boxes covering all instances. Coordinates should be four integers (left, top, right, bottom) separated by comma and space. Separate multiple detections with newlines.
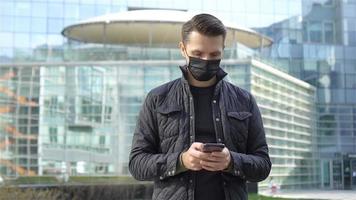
221, 44, 225, 57
179, 41, 187, 59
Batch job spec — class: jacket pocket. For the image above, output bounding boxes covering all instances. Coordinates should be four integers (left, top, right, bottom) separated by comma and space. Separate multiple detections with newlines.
227, 111, 252, 142
156, 105, 181, 115
156, 105, 182, 144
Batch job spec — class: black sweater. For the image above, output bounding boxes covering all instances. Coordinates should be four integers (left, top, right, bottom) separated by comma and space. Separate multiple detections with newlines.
190, 83, 225, 200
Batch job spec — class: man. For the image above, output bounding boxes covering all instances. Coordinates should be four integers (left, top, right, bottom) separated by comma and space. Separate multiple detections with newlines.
129, 13, 271, 200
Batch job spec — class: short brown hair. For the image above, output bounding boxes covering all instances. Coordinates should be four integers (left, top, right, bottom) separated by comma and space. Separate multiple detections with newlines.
181, 13, 227, 43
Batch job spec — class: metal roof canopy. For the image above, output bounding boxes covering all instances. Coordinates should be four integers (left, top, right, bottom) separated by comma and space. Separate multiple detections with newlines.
62, 10, 273, 48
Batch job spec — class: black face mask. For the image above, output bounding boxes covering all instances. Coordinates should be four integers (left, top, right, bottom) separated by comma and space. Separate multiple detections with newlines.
187, 56, 221, 81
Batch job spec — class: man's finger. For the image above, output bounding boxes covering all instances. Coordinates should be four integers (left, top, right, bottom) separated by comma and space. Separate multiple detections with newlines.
204, 155, 225, 162
191, 142, 204, 151
200, 160, 221, 169
190, 149, 210, 159
211, 148, 229, 157
190, 163, 202, 171
201, 163, 221, 171
201, 165, 218, 171
210, 152, 225, 158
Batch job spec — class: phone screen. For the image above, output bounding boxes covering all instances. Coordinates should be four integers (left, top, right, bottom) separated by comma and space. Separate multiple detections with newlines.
202, 143, 225, 153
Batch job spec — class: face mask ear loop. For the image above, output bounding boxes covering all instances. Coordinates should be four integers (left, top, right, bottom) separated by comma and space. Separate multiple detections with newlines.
183, 46, 189, 70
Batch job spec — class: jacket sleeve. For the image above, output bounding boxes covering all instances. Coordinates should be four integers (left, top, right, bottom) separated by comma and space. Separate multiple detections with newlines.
228, 93, 272, 182
129, 92, 181, 181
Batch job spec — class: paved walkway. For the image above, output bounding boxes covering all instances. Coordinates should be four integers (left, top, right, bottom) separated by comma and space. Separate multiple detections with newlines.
260, 189, 356, 200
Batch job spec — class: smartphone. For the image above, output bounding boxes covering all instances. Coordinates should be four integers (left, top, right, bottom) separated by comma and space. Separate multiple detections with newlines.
202, 143, 225, 153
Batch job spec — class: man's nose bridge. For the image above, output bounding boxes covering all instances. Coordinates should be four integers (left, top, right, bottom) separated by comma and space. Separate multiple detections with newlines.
201, 55, 210, 60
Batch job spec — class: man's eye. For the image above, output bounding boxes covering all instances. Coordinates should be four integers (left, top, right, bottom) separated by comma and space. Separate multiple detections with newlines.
193, 53, 201, 57
211, 53, 221, 57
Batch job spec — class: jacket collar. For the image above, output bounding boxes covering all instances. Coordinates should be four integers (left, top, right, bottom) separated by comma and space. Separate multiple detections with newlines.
179, 65, 228, 84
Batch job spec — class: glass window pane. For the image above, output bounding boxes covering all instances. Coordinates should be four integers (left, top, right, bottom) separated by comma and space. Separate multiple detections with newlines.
344, 4, 356, 17
0, 2, 14, 16
47, 34, 63, 46
324, 22, 335, 43
79, 5, 96, 19
48, 3, 63, 18
346, 89, 356, 103
31, 17, 47, 33
331, 89, 345, 103
32, 2, 48, 18
14, 33, 30, 48
345, 47, 356, 59
348, 31, 356, 45
346, 74, 356, 88
48, 18, 63, 34
303, 21, 308, 42
31, 34, 47, 48
64, 4, 80, 19
14, 17, 31, 32
0, 48, 13, 61
245, 0, 260, 13
345, 60, 356, 73
95, 5, 112, 16
309, 21, 322, 43
0, 15, 14, 32
15, 2, 31, 16
0, 33, 13, 47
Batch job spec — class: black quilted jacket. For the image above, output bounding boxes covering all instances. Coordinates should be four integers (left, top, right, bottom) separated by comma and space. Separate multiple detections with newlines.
129, 66, 271, 200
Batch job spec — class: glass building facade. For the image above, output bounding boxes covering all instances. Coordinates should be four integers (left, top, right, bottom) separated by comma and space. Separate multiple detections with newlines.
1, 0, 356, 191
226, 59, 318, 190
0, 59, 317, 191
0, 61, 181, 179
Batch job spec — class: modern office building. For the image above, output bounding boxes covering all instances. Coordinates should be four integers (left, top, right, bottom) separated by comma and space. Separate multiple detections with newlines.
1, 0, 355, 191
0, 58, 318, 191
1, 9, 273, 178
255, 0, 356, 190
225, 59, 318, 190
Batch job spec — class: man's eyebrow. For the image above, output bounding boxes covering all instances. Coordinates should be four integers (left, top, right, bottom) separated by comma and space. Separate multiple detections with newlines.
190, 50, 221, 54
191, 50, 202, 53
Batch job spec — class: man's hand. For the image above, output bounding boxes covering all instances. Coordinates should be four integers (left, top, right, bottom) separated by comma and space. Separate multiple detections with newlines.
200, 147, 231, 171
181, 142, 210, 171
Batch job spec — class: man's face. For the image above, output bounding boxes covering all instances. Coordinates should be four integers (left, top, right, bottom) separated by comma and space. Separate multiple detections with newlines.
180, 31, 224, 61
